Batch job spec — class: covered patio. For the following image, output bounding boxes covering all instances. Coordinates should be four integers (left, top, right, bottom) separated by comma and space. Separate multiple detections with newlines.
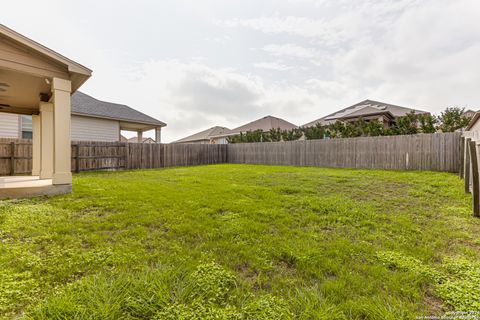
0, 24, 91, 199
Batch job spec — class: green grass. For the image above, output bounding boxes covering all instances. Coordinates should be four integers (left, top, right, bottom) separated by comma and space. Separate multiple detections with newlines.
0, 164, 479, 319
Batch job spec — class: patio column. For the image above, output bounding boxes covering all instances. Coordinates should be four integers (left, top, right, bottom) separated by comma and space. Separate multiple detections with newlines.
39, 102, 54, 180
155, 127, 161, 143
52, 78, 72, 185
137, 130, 143, 143
31, 114, 41, 176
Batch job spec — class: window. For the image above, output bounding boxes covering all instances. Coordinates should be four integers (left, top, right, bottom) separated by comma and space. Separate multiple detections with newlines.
21, 116, 32, 139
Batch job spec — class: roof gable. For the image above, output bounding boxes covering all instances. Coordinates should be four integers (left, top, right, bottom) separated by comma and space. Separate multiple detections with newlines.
0, 24, 92, 92
231, 115, 297, 133
466, 112, 480, 131
71, 92, 166, 127
339, 106, 395, 120
175, 126, 231, 143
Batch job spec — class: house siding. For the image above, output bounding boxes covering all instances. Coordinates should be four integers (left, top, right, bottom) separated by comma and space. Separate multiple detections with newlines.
177, 140, 209, 144
469, 120, 480, 132
0, 113, 20, 138
71, 115, 119, 142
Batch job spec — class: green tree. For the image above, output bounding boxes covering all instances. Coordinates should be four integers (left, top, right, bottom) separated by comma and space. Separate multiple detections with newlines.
363, 120, 385, 136
391, 112, 419, 135
227, 133, 242, 144
268, 128, 282, 142
438, 107, 471, 132
302, 124, 325, 140
281, 128, 303, 141
245, 130, 263, 142
418, 114, 438, 133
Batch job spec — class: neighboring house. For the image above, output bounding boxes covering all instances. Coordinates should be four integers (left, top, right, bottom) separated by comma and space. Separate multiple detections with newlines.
303, 99, 429, 128
211, 115, 298, 143
174, 126, 231, 144
466, 112, 480, 131
127, 137, 156, 144
0, 91, 166, 143
463, 109, 477, 119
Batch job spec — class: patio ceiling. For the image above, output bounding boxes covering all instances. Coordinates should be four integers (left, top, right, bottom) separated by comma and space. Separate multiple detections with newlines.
0, 24, 91, 115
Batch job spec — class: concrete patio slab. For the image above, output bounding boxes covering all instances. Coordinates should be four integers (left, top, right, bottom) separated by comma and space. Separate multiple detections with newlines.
0, 176, 71, 200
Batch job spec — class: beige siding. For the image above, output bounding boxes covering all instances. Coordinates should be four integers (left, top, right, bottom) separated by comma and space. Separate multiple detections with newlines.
0, 113, 20, 138
71, 115, 119, 142
470, 120, 480, 132
177, 140, 209, 144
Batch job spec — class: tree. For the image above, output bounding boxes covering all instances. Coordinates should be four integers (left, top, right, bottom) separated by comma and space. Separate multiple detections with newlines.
227, 132, 243, 144
391, 112, 419, 135
437, 107, 471, 132
227, 130, 264, 143
268, 128, 282, 142
302, 124, 325, 140
327, 121, 346, 138
281, 128, 303, 141
418, 114, 438, 133
363, 120, 385, 136
245, 130, 263, 142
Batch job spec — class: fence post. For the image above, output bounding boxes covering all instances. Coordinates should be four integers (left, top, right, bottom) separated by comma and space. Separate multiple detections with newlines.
469, 140, 480, 217
460, 136, 465, 178
10, 142, 15, 176
465, 138, 471, 193
125, 143, 129, 169
74, 144, 80, 173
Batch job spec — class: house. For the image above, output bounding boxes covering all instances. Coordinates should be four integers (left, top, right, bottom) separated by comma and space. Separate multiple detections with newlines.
0, 23, 91, 197
174, 126, 231, 144
127, 137, 156, 144
463, 109, 477, 119
466, 112, 480, 131
303, 99, 429, 128
0, 91, 166, 143
210, 116, 298, 143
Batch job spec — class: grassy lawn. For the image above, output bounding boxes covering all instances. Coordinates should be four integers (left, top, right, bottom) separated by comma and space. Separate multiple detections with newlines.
1, 164, 479, 319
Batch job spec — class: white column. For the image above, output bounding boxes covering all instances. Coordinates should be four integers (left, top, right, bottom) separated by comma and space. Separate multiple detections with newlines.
137, 130, 143, 143
31, 114, 41, 176
52, 78, 72, 185
39, 102, 54, 179
155, 127, 161, 143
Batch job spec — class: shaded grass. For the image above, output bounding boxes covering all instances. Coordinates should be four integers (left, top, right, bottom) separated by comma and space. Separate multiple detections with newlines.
0, 164, 478, 319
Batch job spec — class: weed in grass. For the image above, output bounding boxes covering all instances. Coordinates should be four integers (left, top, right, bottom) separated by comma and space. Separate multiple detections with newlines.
29, 262, 291, 320
377, 251, 480, 311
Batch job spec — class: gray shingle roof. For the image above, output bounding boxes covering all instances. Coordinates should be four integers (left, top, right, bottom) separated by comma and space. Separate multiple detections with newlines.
175, 126, 231, 143
229, 115, 297, 135
71, 92, 166, 127
303, 99, 428, 127
339, 106, 394, 119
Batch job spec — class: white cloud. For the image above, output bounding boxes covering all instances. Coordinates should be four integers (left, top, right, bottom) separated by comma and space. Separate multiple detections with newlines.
85, 59, 345, 141
261, 44, 317, 59
223, 16, 346, 45
254, 62, 293, 71
3, 0, 480, 142
73, 0, 480, 140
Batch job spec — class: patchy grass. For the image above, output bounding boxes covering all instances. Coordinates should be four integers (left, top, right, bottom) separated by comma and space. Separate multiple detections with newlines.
0, 164, 478, 319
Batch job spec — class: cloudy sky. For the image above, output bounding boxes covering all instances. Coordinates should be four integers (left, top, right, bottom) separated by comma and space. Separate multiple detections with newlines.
3, 0, 480, 141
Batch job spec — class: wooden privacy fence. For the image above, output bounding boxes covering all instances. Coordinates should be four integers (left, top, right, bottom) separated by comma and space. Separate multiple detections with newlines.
459, 131, 480, 217
0, 138, 32, 176
228, 132, 462, 173
0, 132, 461, 176
0, 140, 227, 176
